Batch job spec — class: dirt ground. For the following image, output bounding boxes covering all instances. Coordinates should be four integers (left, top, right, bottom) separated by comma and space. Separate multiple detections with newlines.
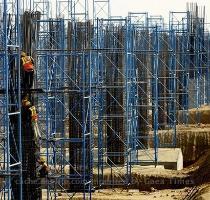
41, 149, 210, 199
193, 184, 210, 200
42, 188, 189, 199
42, 185, 210, 199
71, 188, 189, 200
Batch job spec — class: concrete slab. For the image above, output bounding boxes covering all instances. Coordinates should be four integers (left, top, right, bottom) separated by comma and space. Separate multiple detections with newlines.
93, 148, 183, 170
137, 148, 183, 170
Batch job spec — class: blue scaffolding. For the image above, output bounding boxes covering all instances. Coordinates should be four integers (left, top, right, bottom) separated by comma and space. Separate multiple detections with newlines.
128, 13, 160, 165
93, 17, 138, 187
93, 0, 110, 20
34, 0, 93, 199
0, 0, 22, 199
206, 31, 210, 103
169, 11, 190, 126
187, 4, 207, 123
35, 18, 67, 199
150, 25, 160, 162
0, 1, 210, 199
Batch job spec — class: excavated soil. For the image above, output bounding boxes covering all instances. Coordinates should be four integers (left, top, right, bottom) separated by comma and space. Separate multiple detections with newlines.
178, 105, 210, 124
193, 184, 210, 200
156, 125, 210, 163
43, 149, 210, 199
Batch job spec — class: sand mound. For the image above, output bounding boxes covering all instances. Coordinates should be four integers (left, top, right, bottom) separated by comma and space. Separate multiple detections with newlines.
193, 185, 210, 200
178, 105, 210, 124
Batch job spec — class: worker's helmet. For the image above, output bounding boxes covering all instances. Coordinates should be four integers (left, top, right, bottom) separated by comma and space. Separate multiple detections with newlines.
22, 94, 30, 106
37, 157, 45, 164
25, 100, 31, 107
22, 100, 31, 107
21, 51, 26, 57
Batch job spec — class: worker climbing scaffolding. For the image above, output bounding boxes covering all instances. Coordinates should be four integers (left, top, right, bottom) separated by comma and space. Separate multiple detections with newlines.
22, 96, 41, 148
21, 51, 48, 181
22, 93, 48, 178
36, 157, 49, 178
29, 105, 41, 148
21, 51, 34, 89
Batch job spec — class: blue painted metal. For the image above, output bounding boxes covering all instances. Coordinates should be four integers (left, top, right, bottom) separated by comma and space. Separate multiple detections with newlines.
169, 11, 190, 126
168, 28, 177, 146
93, 17, 138, 187
0, 1, 209, 199
0, 0, 22, 199
56, 0, 71, 19
34, 1, 93, 198
125, 17, 138, 183
35, 18, 73, 199
93, 0, 110, 20
151, 25, 159, 164
207, 33, 210, 103
71, 0, 89, 21
128, 13, 160, 165
33, 0, 50, 19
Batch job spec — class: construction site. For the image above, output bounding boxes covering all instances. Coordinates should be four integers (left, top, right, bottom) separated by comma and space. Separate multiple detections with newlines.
0, 0, 210, 199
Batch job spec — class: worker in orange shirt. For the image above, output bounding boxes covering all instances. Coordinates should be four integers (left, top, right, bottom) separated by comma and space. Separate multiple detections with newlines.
21, 52, 34, 89
22, 94, 41, 148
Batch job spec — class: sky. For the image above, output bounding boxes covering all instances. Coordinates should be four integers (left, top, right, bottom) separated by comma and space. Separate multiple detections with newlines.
49, 0, 210, 27
102, 0, 210, 24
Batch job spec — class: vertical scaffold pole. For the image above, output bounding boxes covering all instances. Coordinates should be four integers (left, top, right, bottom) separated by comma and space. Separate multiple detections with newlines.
0, 0, 22, 199
168, 29, 177, 146
152, 26, 159, 165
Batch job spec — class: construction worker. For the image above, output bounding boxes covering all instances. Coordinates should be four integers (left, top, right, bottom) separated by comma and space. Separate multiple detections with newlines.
21, 51, 34, 89
22, 95, 48, 178
22, 95, 41, 148
29, 105, 41, 148
36, 157, 49, 178
22, 94, 31, 107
